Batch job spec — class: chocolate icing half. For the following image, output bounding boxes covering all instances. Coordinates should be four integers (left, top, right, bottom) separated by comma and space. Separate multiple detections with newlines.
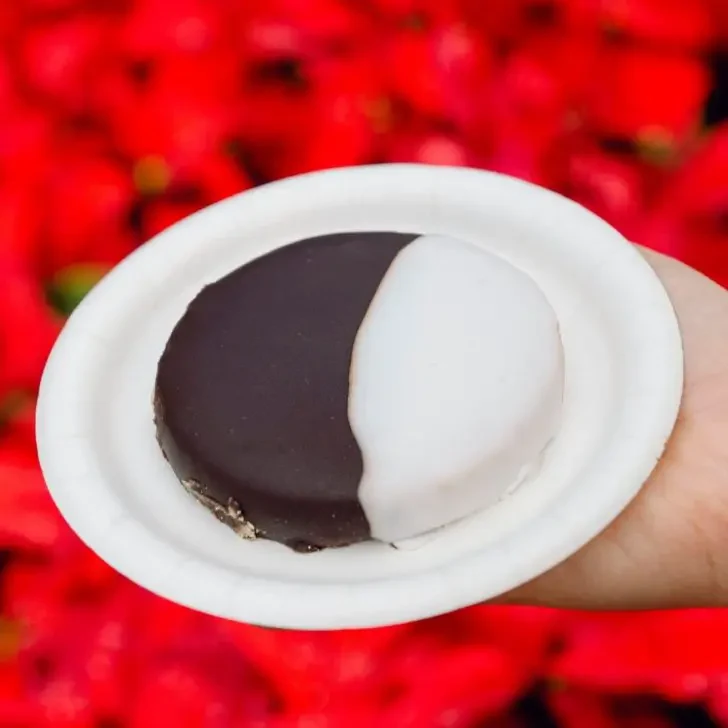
154, 232, 417, 550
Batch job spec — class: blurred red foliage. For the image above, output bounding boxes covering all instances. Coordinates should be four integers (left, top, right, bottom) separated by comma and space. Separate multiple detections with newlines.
1, 0, 728, 726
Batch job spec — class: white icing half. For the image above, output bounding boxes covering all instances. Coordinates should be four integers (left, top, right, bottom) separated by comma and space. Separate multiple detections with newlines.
349, 234, 564, 543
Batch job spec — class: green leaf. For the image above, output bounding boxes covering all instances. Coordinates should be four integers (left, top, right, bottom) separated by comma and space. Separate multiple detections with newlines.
46, 264, 109, 317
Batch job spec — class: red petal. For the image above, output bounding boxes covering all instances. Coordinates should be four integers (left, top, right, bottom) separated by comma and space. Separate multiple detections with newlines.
585, 48, 710, 145
0, 258, 60, 395
0, 457, 61, 550
0, 186, 43, 272
0, 105, 53, 189
129, 664, 233, 728
551, 142, 648, 237
238, 0, 369, 54
143, 199, 205, 239
546, 690, 620, 728
552, 610, 728, 701
601, 0, 716, 51
386, 22, 494, 125
463, 0, 600, 40
45, 156, 136, 275
708, 683, 728, 727
386, 130, 478, 166
19, 18, 113, 112
640, 124, 728, 284
121, 0, 229, 58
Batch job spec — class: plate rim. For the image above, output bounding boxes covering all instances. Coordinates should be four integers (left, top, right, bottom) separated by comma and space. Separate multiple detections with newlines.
36, 164, 684, 629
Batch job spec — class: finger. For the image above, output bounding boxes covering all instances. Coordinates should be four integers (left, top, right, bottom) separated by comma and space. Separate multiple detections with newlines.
498, 248, 728, 609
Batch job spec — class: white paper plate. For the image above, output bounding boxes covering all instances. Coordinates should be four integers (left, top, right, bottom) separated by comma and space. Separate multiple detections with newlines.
36, 165, 683, 629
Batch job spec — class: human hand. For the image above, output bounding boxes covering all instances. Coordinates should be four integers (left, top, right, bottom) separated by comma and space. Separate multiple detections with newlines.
504, 248, 728, 609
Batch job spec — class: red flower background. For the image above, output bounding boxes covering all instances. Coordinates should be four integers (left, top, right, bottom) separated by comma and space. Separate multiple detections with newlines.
2, 0, 728, 726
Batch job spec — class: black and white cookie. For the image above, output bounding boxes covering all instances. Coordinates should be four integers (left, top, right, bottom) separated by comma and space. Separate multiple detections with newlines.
154, 232, 564, 551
